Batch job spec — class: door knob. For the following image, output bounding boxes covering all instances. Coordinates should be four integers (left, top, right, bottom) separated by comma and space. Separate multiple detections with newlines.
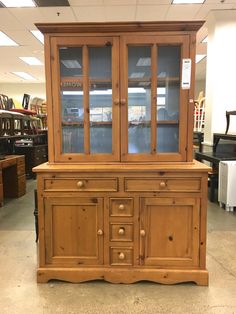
140, 230, 146, 237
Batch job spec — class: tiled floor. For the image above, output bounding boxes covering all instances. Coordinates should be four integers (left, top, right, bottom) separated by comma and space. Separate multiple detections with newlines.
0, 180, 236, 314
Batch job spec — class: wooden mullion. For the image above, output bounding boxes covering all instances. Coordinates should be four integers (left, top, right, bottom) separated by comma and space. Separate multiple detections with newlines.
83, 45, 90, 155
151, 44, 157, 154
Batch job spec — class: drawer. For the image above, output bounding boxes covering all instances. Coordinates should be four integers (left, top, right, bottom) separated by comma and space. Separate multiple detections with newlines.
17, 164, 25, 176
16, 156, 25, 165
124, 178, 201, 192
44, 177, 118, 192
110, 223, 133, 242
110, 198, 133, 217
110, 247, 133, 266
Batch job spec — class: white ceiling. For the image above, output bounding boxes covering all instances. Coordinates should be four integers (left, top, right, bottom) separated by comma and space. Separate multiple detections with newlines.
0, 0, 235, 83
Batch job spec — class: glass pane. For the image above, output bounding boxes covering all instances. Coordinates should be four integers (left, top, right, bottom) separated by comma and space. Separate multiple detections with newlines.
128, 46, 151, 154
59, 47, 84, 153
59, 47, 82, 78
157, 46, 180, 152
157, 125, 179, 153
89, 46, 112, 153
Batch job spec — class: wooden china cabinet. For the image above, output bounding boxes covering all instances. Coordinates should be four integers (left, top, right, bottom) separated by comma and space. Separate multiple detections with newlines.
34, 21, 210, 285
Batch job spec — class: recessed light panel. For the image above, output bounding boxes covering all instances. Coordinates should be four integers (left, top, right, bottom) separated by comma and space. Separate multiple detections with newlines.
61, 60, 81, 69
0, 31, 18, 46
0, 0, 36, 7
136, 58, 151, 67
31, 30, 44, 44
172, 0, 204, 3
19, 57, 43, 65
12, 72, 36, 80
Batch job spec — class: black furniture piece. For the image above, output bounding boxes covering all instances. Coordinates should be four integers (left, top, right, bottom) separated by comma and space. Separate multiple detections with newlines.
195, 133, 236, 202
34, 189, 38, 242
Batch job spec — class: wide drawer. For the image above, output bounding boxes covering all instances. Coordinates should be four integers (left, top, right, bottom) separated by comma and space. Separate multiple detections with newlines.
110, 198, 133, 217
124, 177, 201, 192
44, 177, 118, 192
110, 223, 133, 242
110, 247, 133, 266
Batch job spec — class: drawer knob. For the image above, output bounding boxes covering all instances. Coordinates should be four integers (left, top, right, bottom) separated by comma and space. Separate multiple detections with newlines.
77, 181, 84, 188
114, 99, 120, 106
140, 230, 146, 237
119, 204, 125, 210
120, 99, 126, 106
97, 229, 103, 236
159, 181, 166, 188
118, 252, 125, 260
118, 227, 125, 235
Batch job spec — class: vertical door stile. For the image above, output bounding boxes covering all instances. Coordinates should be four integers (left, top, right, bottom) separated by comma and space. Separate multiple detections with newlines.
120, 37, 128, 160
112, 38, 120, 159
83, 45, 90, 155
179, 39, 189, 160
151, 44, 157, 155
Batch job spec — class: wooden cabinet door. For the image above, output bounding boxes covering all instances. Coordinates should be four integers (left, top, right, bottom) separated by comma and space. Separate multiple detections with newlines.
44, 197, 103, 266
140, 197, 200, 267
120, 35, 190, 162
49, 36, 120, 163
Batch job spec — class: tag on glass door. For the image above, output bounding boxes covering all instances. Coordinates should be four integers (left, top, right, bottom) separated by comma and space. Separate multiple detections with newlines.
181, 59, 191, 89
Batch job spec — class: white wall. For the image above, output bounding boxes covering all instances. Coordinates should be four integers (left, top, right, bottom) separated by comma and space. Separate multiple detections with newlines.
0, 83, 46, 107
204, 11, 236, 145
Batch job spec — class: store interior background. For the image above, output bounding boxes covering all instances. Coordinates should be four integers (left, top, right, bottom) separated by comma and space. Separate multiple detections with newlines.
0, 0, 236, 144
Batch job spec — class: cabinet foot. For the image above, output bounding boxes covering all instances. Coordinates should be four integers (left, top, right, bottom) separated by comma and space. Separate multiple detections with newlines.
37, 268, 208, 286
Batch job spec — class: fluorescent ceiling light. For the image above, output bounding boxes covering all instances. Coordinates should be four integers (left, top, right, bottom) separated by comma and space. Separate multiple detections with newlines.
157, 87, 166, 95
202, 36, 208, 43
63, 88, 147, 96
136, 58, 151, 67
31, 30, 44, 44
61, 60, 81, 69
0, 31, 18, 46
19, 57, 43, 65
0, 0, 36, 7
12, 72, 36, 80
196, 54, 206, 63
172, 0, 204, 3
130, 72, 145, 78
128, 88, 146, 94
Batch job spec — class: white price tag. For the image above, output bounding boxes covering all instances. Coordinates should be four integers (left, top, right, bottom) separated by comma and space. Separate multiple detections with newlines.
181, 58, 191, 89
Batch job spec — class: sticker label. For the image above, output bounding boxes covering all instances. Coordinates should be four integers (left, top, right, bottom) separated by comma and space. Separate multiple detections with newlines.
181, 59, 191, 89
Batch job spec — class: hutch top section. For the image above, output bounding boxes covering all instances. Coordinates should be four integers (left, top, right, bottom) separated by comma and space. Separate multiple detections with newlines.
36, 21, 204, 164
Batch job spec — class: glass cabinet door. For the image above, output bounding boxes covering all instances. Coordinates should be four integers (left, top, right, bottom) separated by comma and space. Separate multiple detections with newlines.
121, 36, 189, 162
51, 37, 119, 162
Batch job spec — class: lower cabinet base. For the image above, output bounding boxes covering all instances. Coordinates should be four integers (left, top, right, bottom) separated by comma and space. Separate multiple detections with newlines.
37, 267, 209, 286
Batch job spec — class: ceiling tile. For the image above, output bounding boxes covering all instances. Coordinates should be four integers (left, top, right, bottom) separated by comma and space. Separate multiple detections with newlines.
39, 7, 76, 22
8, 8, 45, 29
138, 0, 171, 4
194, 4, 235, 18
69, 0, 104, 5
104, 0, 136, 5
105, 5, 136, 21
136, 4, 169, 20
72, 6, 106, 21
0, 8, 25, 31
165, 4, 202, 20
6, 30, 43, 47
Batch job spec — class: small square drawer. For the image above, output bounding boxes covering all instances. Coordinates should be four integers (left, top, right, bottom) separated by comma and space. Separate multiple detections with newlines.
110, 223, 133, 242
44, 177, 118, 192
110, 247, 133, 266
110, 198, 133, 217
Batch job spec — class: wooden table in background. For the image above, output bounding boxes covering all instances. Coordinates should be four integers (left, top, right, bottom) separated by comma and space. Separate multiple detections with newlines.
0, 155, 26, 206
